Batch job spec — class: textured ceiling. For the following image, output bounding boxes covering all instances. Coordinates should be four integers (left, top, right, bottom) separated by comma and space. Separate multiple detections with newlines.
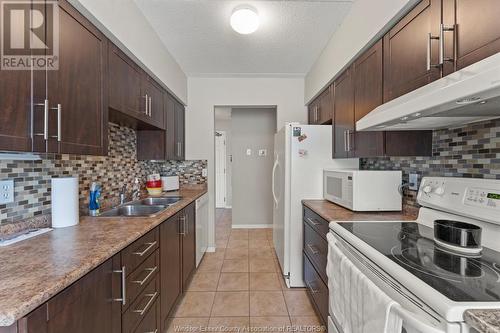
133, 0, 354, 76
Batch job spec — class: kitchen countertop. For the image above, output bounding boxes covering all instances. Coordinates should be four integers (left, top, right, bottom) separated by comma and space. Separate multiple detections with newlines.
302, 199, 419, 222
465, 310, 500, 333
303, 200, 500, 333
0, 187, 207, 327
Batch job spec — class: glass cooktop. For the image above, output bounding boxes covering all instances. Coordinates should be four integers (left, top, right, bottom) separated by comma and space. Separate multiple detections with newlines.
338, 222, 500, 302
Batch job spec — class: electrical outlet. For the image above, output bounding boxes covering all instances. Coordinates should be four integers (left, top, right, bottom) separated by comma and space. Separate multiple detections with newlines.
409, 173, 419, 191
246, 149, 252, 156
202, 168, 208, 177
0, 179, 14, 204
258, 149, 267, 157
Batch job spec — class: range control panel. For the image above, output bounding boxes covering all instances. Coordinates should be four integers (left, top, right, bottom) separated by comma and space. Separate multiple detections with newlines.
417, 177, 500, 224
466, 188, 500, 209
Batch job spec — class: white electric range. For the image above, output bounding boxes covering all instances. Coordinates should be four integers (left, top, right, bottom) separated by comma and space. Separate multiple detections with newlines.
328, 177, 500, 333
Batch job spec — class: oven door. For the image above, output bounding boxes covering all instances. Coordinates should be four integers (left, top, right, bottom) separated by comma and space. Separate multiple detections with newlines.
327, 232, 462, 333
323, 171, 352, 209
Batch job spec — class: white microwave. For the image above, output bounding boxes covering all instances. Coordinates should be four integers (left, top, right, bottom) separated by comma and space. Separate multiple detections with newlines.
323, 169, 402, 211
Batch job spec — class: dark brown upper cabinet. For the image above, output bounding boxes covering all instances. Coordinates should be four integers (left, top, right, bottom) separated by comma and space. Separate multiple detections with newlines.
383, 0, 442, 102
443, 0, 500, 74
1, 0, 107, 156
308, 85, 333, 125
108, 45, 142, 120
332, 68, 354, 159
141, 77, 165, 129
174, 100, 186, 161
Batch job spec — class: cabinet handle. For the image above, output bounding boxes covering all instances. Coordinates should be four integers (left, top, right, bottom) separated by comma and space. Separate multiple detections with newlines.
49, 104, 62, 142
179, 216, 186, 235
33, 99, 49, 140
346, 130, 351, 152
426, 32, 440, 71
132, 292, 158, 316
439, 23, 455, 65
132, 266, 157, 286
148, 96, 152, 116
144, 94, 149, 115
145, 330, 158, 333
306, 280, 320, 294
343, 130, 348, 152
307, 244, 319, 255
306, 217, 321, 227
113, 266, 126, 305
176, 142, 181, 157
132, 241, 157, 256
185, 213, 188, 236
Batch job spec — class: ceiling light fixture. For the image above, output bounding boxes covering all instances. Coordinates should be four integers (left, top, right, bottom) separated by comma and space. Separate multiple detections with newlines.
230, 7, 259, 35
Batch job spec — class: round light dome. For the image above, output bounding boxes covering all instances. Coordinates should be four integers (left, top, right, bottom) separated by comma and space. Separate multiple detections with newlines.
230, 8, 259, 34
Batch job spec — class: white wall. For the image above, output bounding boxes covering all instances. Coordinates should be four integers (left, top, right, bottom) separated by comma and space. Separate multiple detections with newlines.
69, 0, 188, 104
186, 77, 306, 248
304, 0, 420, 103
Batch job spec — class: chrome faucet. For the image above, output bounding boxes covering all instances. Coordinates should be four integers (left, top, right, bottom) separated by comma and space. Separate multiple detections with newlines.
119, 185, 127, 205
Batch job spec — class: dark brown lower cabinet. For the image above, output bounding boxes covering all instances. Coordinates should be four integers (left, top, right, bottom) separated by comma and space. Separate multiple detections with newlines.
182, 203, 196, 290
18, 256, 120, 333
303, 206, 329, 327
160, 210, 183, 330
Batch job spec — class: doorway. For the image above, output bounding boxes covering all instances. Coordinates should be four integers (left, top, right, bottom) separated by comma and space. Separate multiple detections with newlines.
214, 106, 277, 231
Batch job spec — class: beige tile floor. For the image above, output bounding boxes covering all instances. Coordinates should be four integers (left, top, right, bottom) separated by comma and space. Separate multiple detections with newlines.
166, 208, 326, 333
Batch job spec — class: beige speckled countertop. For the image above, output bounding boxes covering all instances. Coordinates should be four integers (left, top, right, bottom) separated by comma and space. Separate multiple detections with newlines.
302, 199, 418, 222
0, 187, 207, 327
465, 310, 500, 333
303, 200, 500, 333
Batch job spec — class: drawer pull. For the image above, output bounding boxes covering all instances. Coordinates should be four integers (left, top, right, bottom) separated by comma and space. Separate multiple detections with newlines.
306, 217, 321, 226
132, 266, 157, 286
133, 292, 158, 316
133, 241, 157, 256
307, 244, 319, 255
112, 266, 126, 305
306, 280, 320, 294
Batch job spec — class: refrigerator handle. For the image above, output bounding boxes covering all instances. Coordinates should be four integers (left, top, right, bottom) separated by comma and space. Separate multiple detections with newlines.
272, 155, 279, 207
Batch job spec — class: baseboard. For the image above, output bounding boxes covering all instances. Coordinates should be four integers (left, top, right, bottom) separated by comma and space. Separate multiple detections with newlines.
206, 246, 216, 253
232, 224, 273, 229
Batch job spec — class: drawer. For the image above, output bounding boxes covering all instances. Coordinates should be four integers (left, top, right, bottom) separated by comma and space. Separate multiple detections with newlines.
133, 298, 160, 333
123, 275, 160, 333
303, 254, 329, 326
122, 228, 159, 275
125, 249, 159, 309
303, 206, 329, 240
303, 222, 328, 284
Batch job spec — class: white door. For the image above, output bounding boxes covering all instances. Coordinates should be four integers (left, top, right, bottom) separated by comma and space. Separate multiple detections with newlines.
215, 131, 227, 208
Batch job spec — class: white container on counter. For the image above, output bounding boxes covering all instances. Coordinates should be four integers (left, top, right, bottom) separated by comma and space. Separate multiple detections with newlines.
51, 176, 79, 228
161, 175, 180, 192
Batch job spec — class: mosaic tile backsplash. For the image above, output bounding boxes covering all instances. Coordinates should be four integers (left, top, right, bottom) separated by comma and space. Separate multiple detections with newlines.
361, 119, 500, 208
0, 123, 207, 225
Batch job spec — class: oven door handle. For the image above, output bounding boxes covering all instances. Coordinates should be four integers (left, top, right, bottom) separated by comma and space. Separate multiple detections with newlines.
391, 304, 445, 333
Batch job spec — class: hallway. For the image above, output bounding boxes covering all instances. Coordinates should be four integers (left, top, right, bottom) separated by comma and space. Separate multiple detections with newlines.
166, 208, 325, 332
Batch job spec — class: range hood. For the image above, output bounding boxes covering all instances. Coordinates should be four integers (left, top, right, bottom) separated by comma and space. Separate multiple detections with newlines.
357, 53, 500, 131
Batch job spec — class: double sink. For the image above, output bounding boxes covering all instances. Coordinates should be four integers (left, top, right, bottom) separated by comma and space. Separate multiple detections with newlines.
99, 197, 182, 217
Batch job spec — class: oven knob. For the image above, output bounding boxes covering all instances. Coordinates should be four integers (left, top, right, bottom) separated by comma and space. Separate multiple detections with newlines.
435, 187, 445, 196
423, 185, 433, 194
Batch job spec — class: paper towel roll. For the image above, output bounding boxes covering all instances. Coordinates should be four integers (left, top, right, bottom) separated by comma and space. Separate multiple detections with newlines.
51, 177, 79, 228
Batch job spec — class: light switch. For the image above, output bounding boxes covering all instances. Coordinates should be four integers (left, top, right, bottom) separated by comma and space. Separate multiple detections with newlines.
0, 180, 14, 204
246, 149, 252, 156
258, 149, 267, 156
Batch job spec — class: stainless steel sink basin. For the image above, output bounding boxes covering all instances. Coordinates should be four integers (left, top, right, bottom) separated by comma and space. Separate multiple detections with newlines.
138, 197, 182, 206
99, 205, 166, 217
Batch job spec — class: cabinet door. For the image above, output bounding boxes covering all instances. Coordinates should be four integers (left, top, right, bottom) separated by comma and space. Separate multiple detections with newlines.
318, 86, 333, 124
108, 46, 142, 118
21, 257, 119, 333
308, 100, 319, 125
49, 0, 107, 155
383, 0, 442, 102
160, 212, 182, 329
182, 203, 196, 290
352, 40, 385, 157
144, 78, 165, 129
165, 93, 177, 160
333, 68, 354, 159
0, 66, 31, 152
453, 0, 500, 70
174, 101, 186, 160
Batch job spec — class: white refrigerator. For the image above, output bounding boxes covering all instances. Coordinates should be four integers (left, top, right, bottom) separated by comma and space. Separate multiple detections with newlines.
272, 123, 359, 287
